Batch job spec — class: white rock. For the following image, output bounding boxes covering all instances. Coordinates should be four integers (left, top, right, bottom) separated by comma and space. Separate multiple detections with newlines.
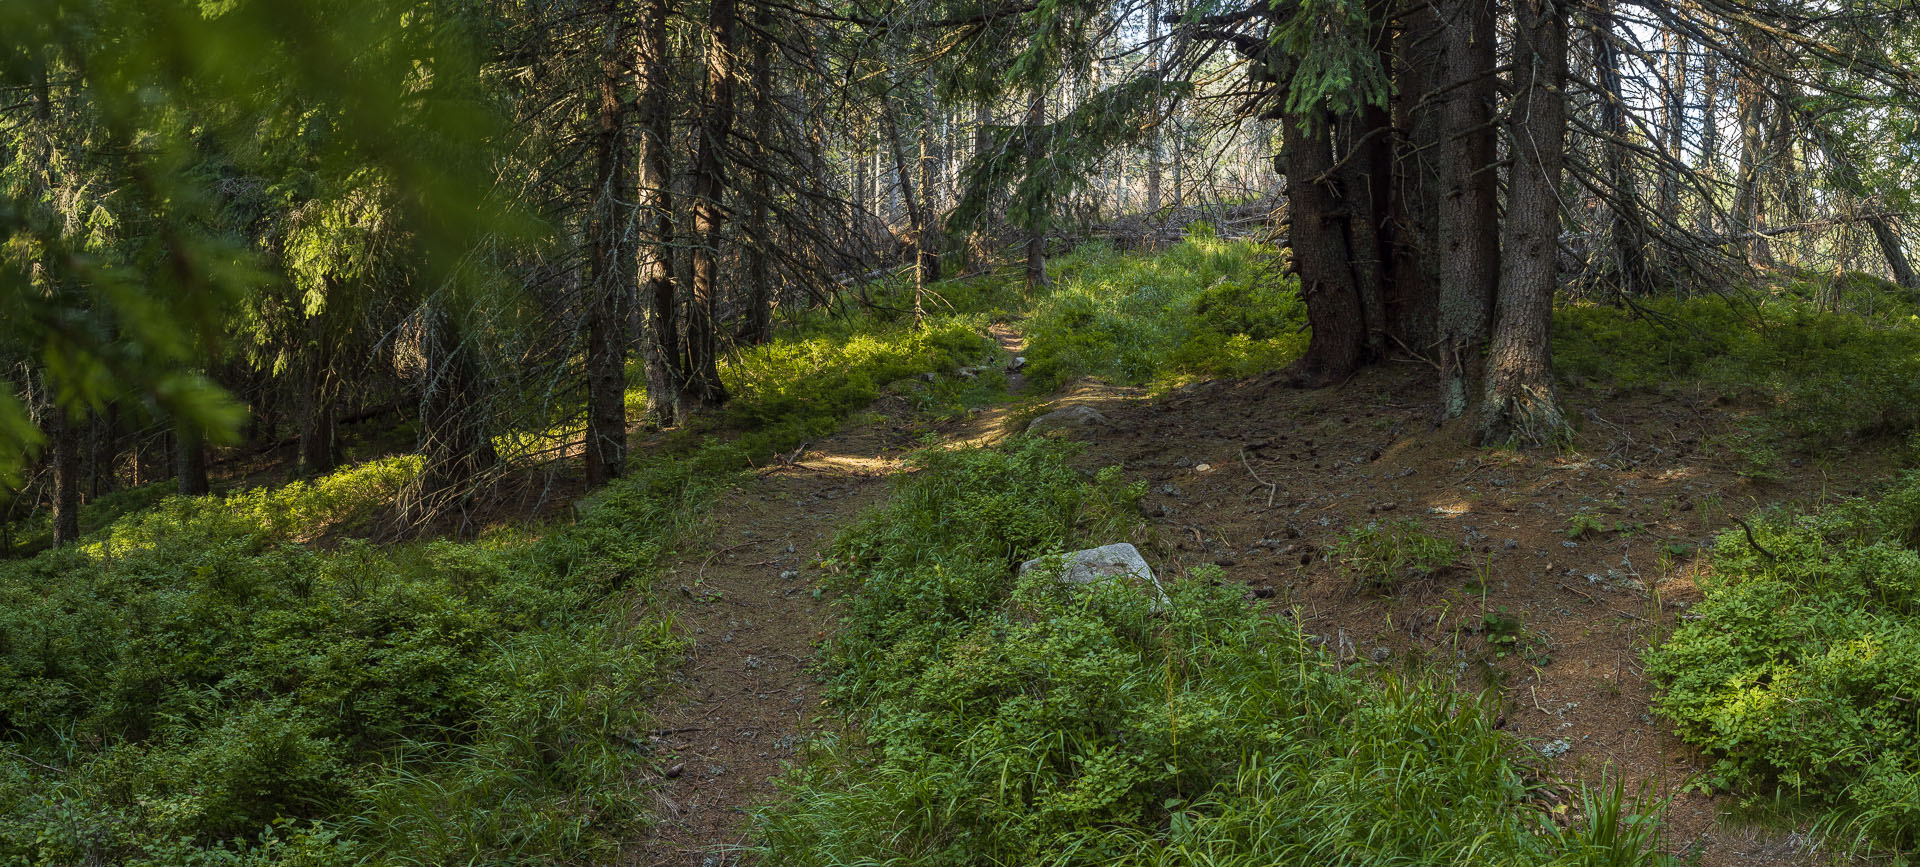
1019, 542, 1168, 608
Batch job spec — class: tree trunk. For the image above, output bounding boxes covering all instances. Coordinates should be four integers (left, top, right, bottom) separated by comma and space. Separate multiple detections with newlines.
418, 300, 497, 507
1479, 0, 1570, 447
881, 89, 931, 321
1023, 91, 1049, 288
637, 0, 680, 428
1732, 48, 1771, 266
1871, 219, 1920, 290
298, 338, 339, 476
1433, 0, 1501, 417
1659, 29, 1686, 218
1146, 0, 1163, 216
585, 0, 634, 485
1280, 110, 1368, 387
1594, 0, 1653, 295
175, 418, 209, 497
680, 0, 736, 415
741, 1, 776, 345
50, 411, 81, 545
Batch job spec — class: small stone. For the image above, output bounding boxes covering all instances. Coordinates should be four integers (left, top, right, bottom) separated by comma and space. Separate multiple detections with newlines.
1503, 538, 1519, 550
1195, 463, 1213, 473
1007, 356, 1027, 372
779, 570, 800, 581
1214, 556, 1237, 567
1159, 483, 1183, 497
1251, 585, 1276, 599
1370, 647, 1392, 663
919, 372, 937, 383
664, 763, 685, 779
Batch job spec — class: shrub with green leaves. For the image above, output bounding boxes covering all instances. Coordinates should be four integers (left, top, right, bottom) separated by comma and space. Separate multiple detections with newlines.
1646, 473, 1920, 852
1022, 233, 1306, 391
757, 439, 1670, 866
0, 457, 701, 865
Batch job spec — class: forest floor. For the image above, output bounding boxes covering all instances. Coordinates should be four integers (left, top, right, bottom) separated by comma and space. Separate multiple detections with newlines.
627, 325, 1886, 866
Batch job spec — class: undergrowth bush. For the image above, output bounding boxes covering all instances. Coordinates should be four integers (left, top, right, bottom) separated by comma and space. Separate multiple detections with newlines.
1330, 518, 1460, 591
757, 438, 1671, 866
1646, 471, 1920, 854
0, 456, 704, 865
1555, 293, 1920, 447
1022, 230, 1305, 391
645, 312, 998, 474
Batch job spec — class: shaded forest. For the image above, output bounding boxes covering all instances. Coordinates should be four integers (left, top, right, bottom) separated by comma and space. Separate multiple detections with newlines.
3, 0, 1920, 863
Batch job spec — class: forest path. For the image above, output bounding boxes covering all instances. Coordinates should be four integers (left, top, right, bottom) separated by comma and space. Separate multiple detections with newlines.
627, 319, 1866, 866
626, 325, 1026, 867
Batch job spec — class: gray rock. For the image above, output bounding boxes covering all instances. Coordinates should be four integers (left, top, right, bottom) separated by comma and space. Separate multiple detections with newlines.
1019, 542, 1168, 607
1007, 356, 1028, 372
1370, 646, 1392, 663
1026, 405, 1110, 437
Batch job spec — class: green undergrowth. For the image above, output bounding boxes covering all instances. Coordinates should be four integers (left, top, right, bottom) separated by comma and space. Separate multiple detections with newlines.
0, 454, 706, 865
1646, 471, 1920, 855
756, 438, 1672, 866
2, 481, 174, 557
643, 308, 1001, 474
1555, 287, 1920, 449
1022, 227, 1306, 391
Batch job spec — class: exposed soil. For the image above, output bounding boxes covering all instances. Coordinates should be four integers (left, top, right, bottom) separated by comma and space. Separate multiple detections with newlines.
627, 348, 1886, 865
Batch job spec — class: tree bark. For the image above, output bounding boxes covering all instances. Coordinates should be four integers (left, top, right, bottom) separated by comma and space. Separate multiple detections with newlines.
585, 0, 634, 485
1279, 109, 1367, 387
741, 1, 776, 345
175, 418, 210, 497
418, 300, 497, 506
50, 411, 81, 545
1594, 0, 1653, 295
637, 0, 680, 428
1023, 91, 1049, 288
679, 0, 736, 414
1479, 0, 1570, 447
298, 337, 339, 476
1434, 0, 1500, 417
1871, 219, 1920, 290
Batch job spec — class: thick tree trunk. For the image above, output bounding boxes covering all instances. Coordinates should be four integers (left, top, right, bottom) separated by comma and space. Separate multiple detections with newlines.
679, 0, 736, 415
1479, 0, 1570, 447
1659, 30, 1686, 217
1389, 0, 1443, 353
1280, 110, 1367, 387
741, 2, 776, 345
50, 411, 81, 545
1434, 0, 1500, 417
585, 0, 633, 485
637, 0, 680, 428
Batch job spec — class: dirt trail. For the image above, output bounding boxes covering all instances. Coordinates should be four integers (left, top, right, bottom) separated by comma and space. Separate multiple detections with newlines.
624, 427, 898, 867
628, 329, 1027, 866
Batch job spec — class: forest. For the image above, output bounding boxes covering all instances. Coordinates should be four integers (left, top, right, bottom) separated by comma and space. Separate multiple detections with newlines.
2, 0, 1919, 863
